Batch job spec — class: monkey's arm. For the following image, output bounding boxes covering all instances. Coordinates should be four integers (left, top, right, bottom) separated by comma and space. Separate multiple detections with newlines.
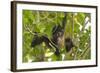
31, 35, 60, 56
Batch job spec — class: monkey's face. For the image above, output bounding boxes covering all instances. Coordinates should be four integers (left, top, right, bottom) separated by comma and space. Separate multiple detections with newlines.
57, 32, 65, 48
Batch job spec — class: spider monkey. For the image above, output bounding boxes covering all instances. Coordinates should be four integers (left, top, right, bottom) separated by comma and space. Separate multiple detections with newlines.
51, 13, 75, 53
51, 13, 67, 47
31, 13, 75, 56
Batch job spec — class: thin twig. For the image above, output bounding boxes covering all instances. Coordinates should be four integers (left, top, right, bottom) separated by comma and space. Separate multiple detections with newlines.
77, 37, 90, 59
24, 25, 34, 35
36, 11, 40, 23
79, 16, 90, 36
82, 48, 90, 59
74, 16, 90, 60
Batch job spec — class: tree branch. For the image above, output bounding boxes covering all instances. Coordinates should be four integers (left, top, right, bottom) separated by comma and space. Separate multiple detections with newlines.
24, 25, 35, 35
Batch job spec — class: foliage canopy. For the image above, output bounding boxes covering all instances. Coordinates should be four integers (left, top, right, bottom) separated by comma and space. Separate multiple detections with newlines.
22, 10, 91, 62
